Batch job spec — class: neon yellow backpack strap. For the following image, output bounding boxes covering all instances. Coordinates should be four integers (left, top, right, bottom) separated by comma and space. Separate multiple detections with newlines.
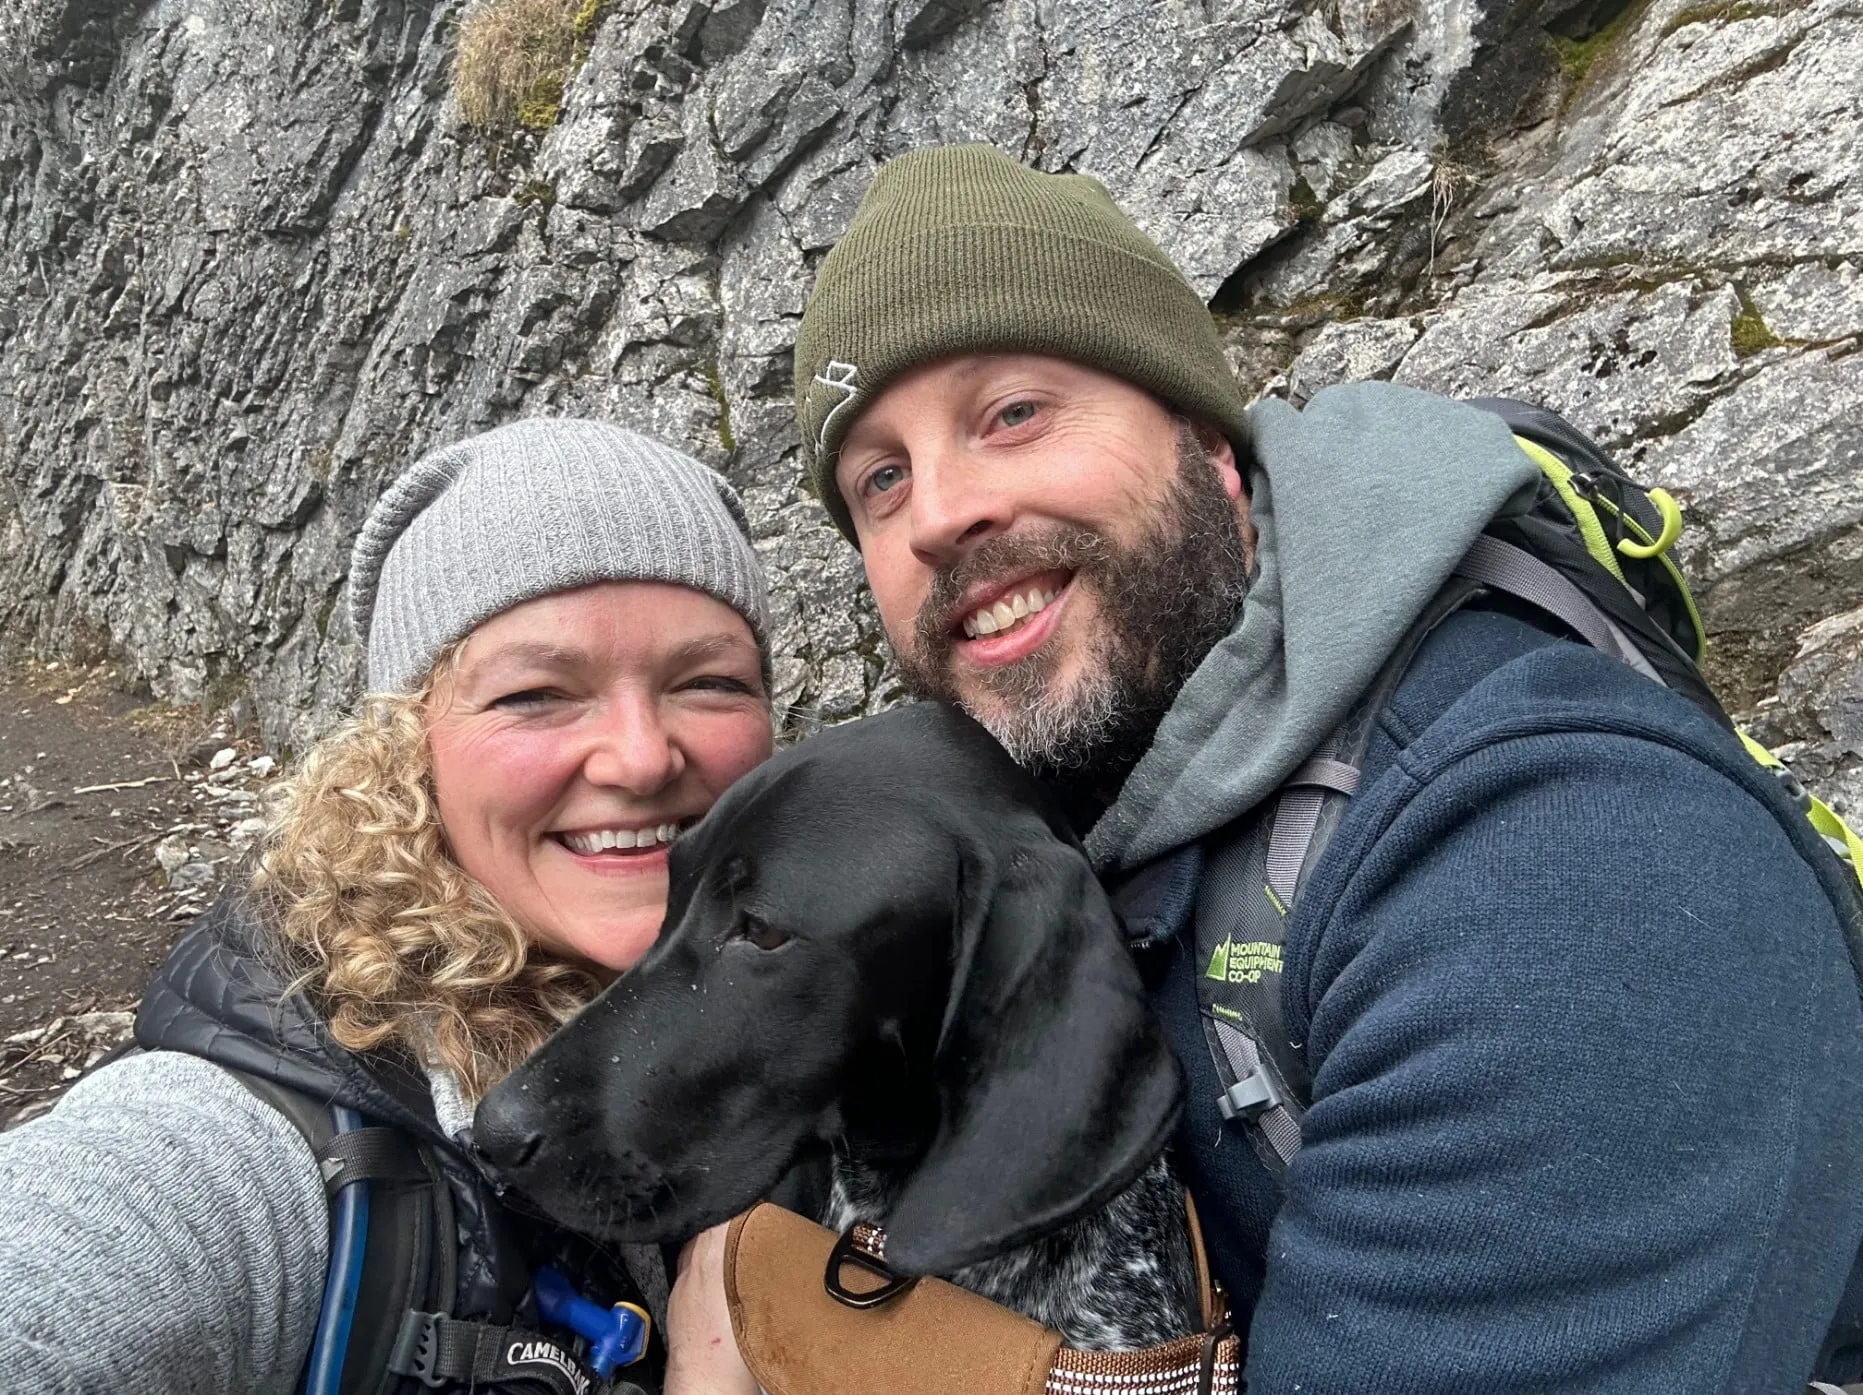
1513, 434, 1709, 663
1514, 437, 1629, 586
1738, 730, 1863, 888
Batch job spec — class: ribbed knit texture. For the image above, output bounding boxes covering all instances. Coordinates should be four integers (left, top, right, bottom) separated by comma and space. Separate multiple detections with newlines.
0, 1051, 329, 1394
348, 418, 771, 694
794, 143, 1251, 541
1140, 612, 1863, 1391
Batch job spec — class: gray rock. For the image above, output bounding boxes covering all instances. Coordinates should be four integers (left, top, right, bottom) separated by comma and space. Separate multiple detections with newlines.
1749, 261, 1863, 345
0, 0, 1858, 811
167, 860, 217, 891
153, 835, 191, 880
1268, 0, 1863, 772
1758, 605, 1863, 821
1286, 317, 1422, 404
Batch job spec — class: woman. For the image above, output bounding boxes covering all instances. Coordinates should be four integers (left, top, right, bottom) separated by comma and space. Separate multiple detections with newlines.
0, 418, 767, 1394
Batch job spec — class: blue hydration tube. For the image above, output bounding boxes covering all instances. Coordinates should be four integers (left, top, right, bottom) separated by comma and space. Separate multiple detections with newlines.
302, 1106, 370, 1395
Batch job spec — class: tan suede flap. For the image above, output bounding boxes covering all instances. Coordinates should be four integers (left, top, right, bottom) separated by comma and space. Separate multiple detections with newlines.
725, 1203, 1063, 1395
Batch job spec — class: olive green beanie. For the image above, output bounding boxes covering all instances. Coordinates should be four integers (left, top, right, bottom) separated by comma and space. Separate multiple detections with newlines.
794, 142, 1252, 543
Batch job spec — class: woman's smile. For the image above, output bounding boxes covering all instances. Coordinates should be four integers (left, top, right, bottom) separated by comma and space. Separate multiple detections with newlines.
552, 818, 698, 878
554, 821, 686, 855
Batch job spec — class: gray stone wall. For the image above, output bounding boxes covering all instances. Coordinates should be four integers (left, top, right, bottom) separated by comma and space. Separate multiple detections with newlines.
2, 0, 1858, 802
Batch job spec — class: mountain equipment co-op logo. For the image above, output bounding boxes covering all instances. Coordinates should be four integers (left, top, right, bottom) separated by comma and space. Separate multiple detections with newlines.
1204, 938, 1282, 984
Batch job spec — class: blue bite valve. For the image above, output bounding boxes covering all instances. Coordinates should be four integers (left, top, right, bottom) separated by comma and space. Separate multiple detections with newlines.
532, 1266, 651, 1377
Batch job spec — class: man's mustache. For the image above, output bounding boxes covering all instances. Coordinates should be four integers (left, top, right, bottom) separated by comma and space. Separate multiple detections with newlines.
914, 527, 1111, 658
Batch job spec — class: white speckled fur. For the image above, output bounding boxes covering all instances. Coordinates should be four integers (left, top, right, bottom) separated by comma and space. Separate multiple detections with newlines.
822, 1151, 1198, 1351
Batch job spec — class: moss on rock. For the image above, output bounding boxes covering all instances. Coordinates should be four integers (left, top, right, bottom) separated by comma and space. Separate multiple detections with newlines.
1731, 301, 1782, 355
1552, 0, 1653, 104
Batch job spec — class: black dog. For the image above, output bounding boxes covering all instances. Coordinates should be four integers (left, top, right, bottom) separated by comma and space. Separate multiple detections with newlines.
475, 703, 1198, 1349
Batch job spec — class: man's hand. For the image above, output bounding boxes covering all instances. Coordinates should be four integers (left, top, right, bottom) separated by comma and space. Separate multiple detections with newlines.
664, 1221, 759, 1395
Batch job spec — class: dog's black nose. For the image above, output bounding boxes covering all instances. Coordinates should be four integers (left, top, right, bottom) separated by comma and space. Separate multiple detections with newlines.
472, 1088, 549, 1179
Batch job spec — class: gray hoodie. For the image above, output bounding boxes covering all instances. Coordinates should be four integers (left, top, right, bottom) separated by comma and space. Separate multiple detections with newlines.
1086, 382, 1542, 874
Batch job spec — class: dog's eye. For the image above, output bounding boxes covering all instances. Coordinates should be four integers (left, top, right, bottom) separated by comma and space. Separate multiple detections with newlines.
736, 915, 791, 952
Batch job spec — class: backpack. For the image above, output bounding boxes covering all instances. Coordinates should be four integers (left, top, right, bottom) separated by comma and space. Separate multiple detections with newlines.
229, 1070, 655, 1395
127, 897, 660, 1395
91, 1036, 654, 1395
1194, 397, 1863, 1182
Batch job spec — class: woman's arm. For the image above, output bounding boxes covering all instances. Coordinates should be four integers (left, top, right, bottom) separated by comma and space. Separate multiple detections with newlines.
665, 1222, 759, 1395
0, 1050, 330, 1394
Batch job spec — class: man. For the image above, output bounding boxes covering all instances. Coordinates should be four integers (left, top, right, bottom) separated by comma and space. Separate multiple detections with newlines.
790, 143, 1863, 1390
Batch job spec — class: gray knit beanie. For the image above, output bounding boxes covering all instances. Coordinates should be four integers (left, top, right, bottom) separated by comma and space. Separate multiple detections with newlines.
348, 418, 770, 694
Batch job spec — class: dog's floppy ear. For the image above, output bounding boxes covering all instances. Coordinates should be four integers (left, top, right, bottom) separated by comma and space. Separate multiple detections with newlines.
879, 834, 1184, 1276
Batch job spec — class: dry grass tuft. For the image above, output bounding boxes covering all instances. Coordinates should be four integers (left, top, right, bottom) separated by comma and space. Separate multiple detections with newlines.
453, 0, 591, 132
1427, 160, 1475, 281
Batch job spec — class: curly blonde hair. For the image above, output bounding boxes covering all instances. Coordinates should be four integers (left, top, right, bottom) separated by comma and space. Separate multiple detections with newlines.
252, 648, 602, 1100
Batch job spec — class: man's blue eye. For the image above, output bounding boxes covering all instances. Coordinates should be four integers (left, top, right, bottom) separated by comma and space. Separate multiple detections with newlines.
1000, 402, 1037, 427
866, 465, 906, 495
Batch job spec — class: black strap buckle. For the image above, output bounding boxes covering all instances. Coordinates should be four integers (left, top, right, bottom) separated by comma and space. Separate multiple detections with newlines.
824, 1222, 918, 1309
388, 1311, 448, 1389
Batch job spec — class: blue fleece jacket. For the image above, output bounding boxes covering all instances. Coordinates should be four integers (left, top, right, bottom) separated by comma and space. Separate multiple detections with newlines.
1126, 608, 1863, 1393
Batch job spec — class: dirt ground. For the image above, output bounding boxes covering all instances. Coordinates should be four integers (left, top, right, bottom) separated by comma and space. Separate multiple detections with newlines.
0, 659, 278, 1129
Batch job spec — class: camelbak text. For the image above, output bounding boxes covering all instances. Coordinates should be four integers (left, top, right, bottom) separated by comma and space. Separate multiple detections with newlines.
506, 1340, 589, 1395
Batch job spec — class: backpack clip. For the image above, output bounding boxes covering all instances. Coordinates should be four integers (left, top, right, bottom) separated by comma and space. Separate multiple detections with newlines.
1769, 762, 1815, 815
387, 1310, 448, 1389
389, 1309, 601, 1395
1216, 1067, 1286, 1122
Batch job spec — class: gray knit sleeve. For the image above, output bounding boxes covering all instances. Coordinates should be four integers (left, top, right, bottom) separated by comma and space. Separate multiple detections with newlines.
0, 1050, 329, 1394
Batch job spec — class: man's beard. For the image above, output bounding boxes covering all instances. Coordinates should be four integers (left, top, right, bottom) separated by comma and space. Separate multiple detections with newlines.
894, 423, 1251, 791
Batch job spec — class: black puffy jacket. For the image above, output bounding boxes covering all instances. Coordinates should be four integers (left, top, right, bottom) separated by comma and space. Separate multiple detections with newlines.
135, 893, 666, 1393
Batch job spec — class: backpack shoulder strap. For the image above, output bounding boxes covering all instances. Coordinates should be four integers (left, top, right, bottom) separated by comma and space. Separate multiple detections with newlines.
1192, 579, 1484, 1180
218, 1065, 342, 1152
163, 1056, 635, 1394
214, 1066, 456, 1395
1454, 534, 1656, 678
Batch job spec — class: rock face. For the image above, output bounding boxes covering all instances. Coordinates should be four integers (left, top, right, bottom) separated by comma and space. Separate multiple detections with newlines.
1275, 0, 1863, 718
2, 0, 1859, 803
